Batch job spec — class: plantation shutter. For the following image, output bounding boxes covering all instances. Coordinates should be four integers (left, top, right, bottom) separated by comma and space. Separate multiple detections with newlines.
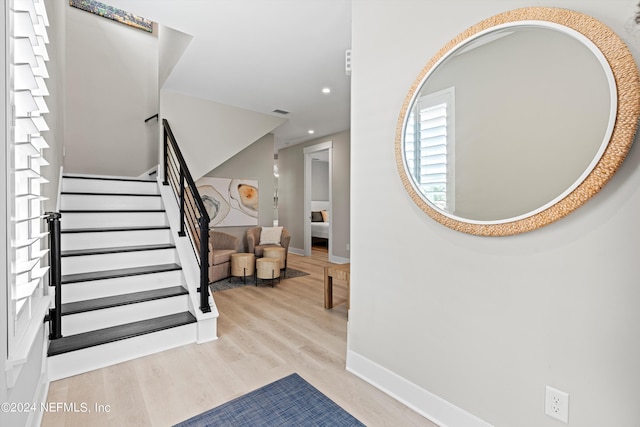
7, 0, 51, 381
406, 88, 455, 212
418, 102, 448, 209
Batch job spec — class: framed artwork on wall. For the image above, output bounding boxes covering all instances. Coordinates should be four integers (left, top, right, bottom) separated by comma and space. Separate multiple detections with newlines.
69, 0, 154, 33
196, 177, 259, 227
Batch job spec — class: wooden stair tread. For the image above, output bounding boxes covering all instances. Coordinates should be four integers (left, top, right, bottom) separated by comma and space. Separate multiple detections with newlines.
61, 225, 170, 233
60, 209, 166, 213
61, 286, 188, 315
62, 175, 156, 183
47, 312, 196, 356
61, 191, 161, 197
62, 263, 182, 284
62, 243, 176, 257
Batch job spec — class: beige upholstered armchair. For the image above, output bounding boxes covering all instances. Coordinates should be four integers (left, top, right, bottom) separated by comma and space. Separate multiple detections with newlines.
246, 226, 290, 270
208, 230, 239, 283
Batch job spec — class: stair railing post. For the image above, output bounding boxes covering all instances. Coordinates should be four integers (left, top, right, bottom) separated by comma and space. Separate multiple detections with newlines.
162, 124, 169, 186
179, 168, 186, 237
45, 212, 62, 340
198, 216, 211, 313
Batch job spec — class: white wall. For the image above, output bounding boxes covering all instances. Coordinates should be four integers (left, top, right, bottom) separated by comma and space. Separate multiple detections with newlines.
311, 160, 329, 201
160, 89, 286, 181
64, 4, 159, 176
204, 133, 276, 251
349, 1, 640, 426
158, 25, 192, 88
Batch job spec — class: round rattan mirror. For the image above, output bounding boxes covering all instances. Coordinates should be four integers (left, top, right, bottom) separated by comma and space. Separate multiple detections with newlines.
396, 7, 640, 236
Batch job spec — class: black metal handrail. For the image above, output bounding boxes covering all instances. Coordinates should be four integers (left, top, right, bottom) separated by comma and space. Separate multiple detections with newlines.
162, 119, 211, 314
45, 212, 62, 339
144, 113, 159, 123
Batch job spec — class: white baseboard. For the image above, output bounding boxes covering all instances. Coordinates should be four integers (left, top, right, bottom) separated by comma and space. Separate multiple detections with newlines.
138, 166, 157, 179
289, 247, 305, 256
329, 254, 349, 264
289, 246, 349, 264
346, 350, 493, 427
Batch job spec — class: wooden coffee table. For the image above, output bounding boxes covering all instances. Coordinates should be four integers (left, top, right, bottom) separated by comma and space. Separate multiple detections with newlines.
324, 263, 350, 309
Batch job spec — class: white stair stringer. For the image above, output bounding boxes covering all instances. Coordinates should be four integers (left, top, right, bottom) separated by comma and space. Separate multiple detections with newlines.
47, 175, 204, 380
157, 176, 219, 344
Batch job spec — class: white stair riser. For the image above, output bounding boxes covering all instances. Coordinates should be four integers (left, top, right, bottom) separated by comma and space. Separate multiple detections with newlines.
61, 211, 168, 229
48, 323, 197, 381
62, 249, 178, 275
62, 178, 160, 195
61, 295, 189, 336
62, 270, 184, 303
61, 229, 173, 251
61, 194, 164, 211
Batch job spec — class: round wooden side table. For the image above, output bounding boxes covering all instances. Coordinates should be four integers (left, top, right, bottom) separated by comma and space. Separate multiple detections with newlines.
256, 257, 280, 287
262, 246, 286, 278
231, 253, 255, 284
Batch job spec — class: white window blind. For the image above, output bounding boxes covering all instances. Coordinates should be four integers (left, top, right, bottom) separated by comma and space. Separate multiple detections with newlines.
405, 88, 455, 212
7, 0, 51, 380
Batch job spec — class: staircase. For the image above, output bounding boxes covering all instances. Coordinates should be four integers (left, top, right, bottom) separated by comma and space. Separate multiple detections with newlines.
47, 174, 199, 380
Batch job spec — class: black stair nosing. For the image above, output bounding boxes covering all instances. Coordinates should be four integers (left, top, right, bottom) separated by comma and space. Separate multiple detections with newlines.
62, 175, 157, 183
61, 263, 182, 284
61, 209, 166, 213
61, 225, 170, 234
61, 243, 176, 257
61, 191, 161, 197
47, 311, 196, 357
61, 286, 189, 316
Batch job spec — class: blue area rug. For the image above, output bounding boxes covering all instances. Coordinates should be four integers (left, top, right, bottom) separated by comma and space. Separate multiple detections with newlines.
174, 373, 365, 426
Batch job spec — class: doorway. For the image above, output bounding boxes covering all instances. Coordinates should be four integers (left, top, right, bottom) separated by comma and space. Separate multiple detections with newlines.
303, 141, 332, 256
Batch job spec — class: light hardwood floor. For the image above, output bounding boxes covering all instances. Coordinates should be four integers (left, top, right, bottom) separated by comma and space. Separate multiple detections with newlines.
42, 250, 436, 426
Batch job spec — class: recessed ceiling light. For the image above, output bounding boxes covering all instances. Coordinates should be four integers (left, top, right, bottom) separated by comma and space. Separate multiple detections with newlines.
308, 130, 315, 134
322, 87, 331, 94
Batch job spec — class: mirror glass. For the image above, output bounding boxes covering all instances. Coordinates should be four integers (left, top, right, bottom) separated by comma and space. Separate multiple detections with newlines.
400, 23, 616, 224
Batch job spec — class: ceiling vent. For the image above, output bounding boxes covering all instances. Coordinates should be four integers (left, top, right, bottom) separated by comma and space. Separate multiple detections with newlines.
272, 109, 290, 115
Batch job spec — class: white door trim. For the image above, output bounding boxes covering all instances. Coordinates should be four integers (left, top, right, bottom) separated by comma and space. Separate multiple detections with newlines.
303, 141, 332, 256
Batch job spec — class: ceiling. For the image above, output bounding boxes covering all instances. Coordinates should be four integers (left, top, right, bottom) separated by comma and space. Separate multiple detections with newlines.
102, 0, 352, 151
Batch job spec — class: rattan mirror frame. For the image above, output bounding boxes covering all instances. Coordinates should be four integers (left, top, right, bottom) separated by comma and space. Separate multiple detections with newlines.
395, 7, 640, 236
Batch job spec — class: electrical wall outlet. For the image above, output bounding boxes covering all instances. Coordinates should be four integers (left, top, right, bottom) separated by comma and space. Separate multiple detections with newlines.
545, 386, 569, 423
